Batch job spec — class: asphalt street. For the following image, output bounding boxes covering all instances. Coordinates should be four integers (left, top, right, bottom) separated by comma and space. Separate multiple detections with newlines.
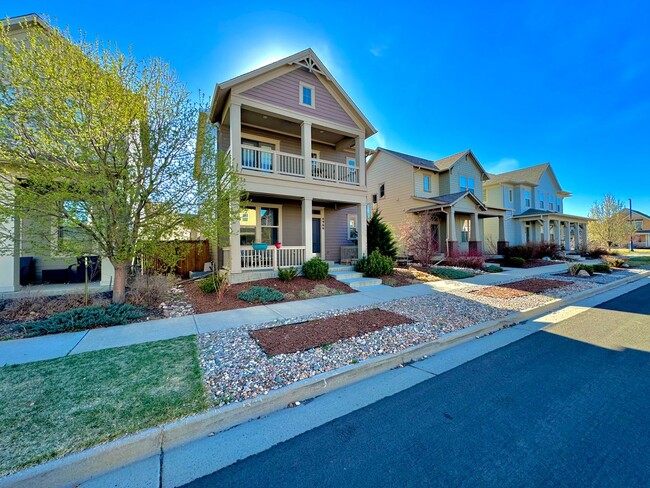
185, 284, 650, 488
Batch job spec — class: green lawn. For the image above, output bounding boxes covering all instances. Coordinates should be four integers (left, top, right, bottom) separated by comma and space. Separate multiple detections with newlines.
628, 256, 650, 267
0, 336, 208, 476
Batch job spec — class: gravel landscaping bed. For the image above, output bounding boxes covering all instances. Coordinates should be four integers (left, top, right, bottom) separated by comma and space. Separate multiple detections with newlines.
381, 267, 442, 287
198, 267, 644, 406
472, 278, 571, 299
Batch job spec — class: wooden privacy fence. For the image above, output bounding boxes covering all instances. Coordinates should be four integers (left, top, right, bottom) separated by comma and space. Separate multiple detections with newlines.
148, 240, 211, 278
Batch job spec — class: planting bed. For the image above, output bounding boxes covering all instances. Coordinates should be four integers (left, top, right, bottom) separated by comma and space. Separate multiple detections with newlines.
250, 309, 413, 355
472, 278, 571, 299
183, 277, 354, 313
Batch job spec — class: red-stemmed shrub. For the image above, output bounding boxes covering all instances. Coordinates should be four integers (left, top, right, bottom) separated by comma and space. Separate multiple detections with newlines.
444, 249, 485, 269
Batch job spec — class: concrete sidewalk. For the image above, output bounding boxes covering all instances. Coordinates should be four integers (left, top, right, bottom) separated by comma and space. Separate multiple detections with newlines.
0, 260, 587, 367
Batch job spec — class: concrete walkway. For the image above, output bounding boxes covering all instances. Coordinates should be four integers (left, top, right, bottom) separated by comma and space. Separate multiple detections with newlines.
0, 261, 586, 367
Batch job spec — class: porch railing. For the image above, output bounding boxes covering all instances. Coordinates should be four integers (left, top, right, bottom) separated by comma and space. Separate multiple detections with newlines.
223, 245, 306, 271
238, 146, 359, 186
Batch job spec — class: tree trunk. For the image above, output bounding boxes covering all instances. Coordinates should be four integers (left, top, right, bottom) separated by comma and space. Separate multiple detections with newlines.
112, 262, 128, 304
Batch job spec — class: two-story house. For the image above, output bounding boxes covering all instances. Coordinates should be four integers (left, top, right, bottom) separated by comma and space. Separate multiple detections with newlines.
366, 147, 506, 255
630, 209, 650, 248
482, 163, 590, 252
208, 49, 376, 281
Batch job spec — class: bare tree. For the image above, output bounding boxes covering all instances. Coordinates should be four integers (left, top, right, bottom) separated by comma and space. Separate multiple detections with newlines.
399, 212, 440, 267
588, 194, 636, 250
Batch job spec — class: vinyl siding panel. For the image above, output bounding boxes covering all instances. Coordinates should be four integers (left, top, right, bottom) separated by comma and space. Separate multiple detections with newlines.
281, 203, 303, 246
324, 205, 357, 262
413, 169, 439, 198
242, 68, 358, 129
450, 154, 484, 196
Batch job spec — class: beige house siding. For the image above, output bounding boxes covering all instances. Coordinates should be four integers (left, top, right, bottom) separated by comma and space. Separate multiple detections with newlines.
413, 168, 439, 198
484, 185, 503, 208
279, 202, 303, 246
449, 153, 484, 196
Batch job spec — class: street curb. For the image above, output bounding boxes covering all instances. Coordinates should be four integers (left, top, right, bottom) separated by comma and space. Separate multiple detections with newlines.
2, 270, 648, 488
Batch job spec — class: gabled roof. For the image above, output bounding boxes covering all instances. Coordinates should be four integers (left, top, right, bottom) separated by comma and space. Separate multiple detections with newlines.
209, 48, 376, 137
514, 208, 558, 217
369, 147, 488, 177
631, 209, 650, 220
486, 162, 570, 196
4, 13, 51, 32
414, 191, 487, 210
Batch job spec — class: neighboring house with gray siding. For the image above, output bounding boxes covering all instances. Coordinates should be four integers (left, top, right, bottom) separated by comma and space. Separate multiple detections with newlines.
483, 163, 590, 252
208, 49, 375, 281
366, 148, 506, 255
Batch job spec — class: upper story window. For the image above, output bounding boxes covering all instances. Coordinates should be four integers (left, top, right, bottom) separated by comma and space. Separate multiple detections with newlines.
539, 194, 544, 209
423, 175, 431, 192
508, 189, 513, 202
299, 82, 315, 108
460, 176, 475, 193
525, 190, 531, 207
379, 183, 385, 199
549, 200, 554, 211
635, 220, 643, 230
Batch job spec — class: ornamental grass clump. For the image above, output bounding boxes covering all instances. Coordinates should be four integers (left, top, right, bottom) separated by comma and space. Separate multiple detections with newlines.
277, 267, 298, 282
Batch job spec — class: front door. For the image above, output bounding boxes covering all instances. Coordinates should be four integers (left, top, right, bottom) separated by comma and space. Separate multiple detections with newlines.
312, 218, 322, 255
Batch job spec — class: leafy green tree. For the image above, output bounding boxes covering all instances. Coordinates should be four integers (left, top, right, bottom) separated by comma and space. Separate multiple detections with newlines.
588, 194, 636, 250
367, 209, 398, 260
0, 20, 245, 303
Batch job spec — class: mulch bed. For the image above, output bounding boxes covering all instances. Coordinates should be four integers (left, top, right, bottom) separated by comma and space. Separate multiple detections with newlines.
473, 278, 571, 299
182, 276, 355, 314
488, 259, 563, 269
250, 309, 413, 355
381, 267, 441, 287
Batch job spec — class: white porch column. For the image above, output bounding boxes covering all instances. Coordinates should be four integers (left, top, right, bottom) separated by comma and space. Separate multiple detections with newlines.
582, 223, 588, 249
0, 179, 20, 292
302, 197, 313, 261
301, 122, 312, 181
446, 209, 458, 254
542, 217, 550, 243
357, 202, 367, 259
355, 135, 365, 186
564, 221, 571, 251
229, 102, 242, 172
0, 184, 20, 292
553, 219, 561, 243
470, 213, 481, 241
100, 257, 115, 288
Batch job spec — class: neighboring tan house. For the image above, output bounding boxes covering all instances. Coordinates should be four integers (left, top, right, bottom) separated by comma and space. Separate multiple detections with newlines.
630, 209, 650, 248
208, 49, 375, 281
366, 147, 506, 255
483, 163, 590, 252
0, 14, 114, 292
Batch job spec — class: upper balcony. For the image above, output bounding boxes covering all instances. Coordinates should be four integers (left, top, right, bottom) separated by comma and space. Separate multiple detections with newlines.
231, 144, 360, 186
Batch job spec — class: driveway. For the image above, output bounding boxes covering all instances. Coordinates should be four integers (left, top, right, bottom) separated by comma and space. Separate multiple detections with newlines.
185, 284, 650, 488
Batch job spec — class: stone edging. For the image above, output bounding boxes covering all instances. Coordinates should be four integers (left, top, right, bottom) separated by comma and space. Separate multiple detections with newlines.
1, 270, 648, 488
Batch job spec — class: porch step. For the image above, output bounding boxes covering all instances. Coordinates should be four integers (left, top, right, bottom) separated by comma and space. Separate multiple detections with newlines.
329, 270, 364, 280
328, 265, 355, 273
339, 277, 383, 289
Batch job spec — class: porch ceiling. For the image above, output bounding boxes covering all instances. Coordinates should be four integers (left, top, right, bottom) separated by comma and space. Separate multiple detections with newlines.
239, 107, 354, 146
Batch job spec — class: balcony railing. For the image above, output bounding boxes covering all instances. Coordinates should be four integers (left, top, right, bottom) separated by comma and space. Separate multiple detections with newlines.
223, 245, 306, 271
239, 145, 360, 186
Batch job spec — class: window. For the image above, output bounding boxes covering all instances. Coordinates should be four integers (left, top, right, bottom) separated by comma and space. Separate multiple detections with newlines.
347, 214, 358, 240
525, 190, 531, 207
299, 82, 315, 108
372, 194, 378, 204
345, 157, 357, 183
423, 175, 431, 192
241, 136, 277, 171
58, 200, 90, 249
461, 219, 471, 243
508, 189, 513, 202
483, 190, 488, 203
556, 197, 561, 212
539, 194, 544, 209
635, 220, 643, 231
379, 183, 385, 199
460, 176, 475, 193
239, 205, 281, 245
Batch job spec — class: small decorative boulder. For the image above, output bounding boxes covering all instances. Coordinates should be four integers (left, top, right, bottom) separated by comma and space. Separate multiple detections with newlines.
621, 263, 630, 268
577, 269, 591, 278
542, 256, 551, 261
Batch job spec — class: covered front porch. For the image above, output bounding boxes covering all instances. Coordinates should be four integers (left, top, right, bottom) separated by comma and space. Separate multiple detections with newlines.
221, 193, 367, 280
407, 193, 507, 255
513, 212, 590, 251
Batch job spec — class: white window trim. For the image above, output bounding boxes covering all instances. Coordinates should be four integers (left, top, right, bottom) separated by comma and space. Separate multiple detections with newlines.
460, 176, 475, 192
241, 132, 281, 150
299, 82, 316, 109
379, 182, 386, 199
240, 203, 283, 244
423, 175, 431, 192
347, 213, 358, 241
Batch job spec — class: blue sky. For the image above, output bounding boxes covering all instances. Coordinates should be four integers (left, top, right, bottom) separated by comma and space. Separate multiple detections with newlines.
9, 1, 650, 216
